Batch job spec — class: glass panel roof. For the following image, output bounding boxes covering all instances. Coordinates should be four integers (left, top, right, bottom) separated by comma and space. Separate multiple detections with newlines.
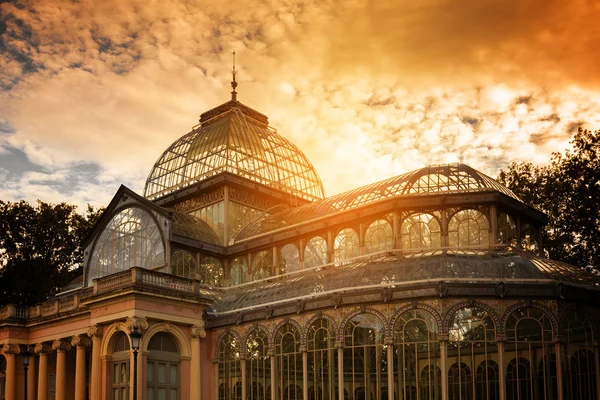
233, 163, 522, 241
169, 209, 221, 245
144, 101, 325, 201
211, 249, 600, 313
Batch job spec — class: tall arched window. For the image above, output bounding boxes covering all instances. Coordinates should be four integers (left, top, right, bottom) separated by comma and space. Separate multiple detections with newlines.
229, 257, 248, 286
448, 209, 489, 247
564, 311, 596, 400
448, 306, 498, 400
147, 332, 180, 400
304, 236, 327, 268
401, 214, 441, 250
197, 255, 223, 286
497, 213, 517, 245
505, 307, 554, 400
275, 324, 303, 400
364, 219, 393, 254
218, 334, 241, 400
393, 309, 440, 400
333, 228, 359, 263
280, 244, 301, 274
111, 331, 131, 400
171, 249, 196, 278
246, 329, 270, 400
89, 206, 165, 285
307, 318, 337, 400
344, 313, 387, 400
253, 251, 274, 281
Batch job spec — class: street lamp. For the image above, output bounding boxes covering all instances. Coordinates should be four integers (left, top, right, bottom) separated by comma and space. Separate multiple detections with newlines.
129, 327, 142, 400
21, 348, 31, 400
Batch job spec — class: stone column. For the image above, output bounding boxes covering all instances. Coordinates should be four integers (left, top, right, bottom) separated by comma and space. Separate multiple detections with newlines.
125, 317, 148, 400
241, 358, 247, 400
270, 351, 276, 400
27, 347, 37, 400
336, 341, 344, 400
190, 325, 206, 400
35, 343, 51, 400
1, 344, 20, 400
87, 325, 103, 400
53, 339, 72, 400
439, 335, 448, 400
497, 335, 506, 400
72, 335, 91, 400
386, 339, 394, 397
554, 338, 564, 400
301, 346, 308, 400
214, 359, 220, 400
490, 205, 498, 245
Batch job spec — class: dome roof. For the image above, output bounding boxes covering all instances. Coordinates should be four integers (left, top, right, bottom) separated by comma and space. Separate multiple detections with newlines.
144, 100, 326, 201
232, 163, 522, 241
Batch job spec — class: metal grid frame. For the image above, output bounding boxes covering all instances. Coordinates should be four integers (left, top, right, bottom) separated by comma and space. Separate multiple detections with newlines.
144, 105, 325, 202
233, 164, 522, 241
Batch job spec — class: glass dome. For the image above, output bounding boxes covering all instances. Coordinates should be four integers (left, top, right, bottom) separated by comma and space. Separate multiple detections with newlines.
144, 100, 326, 201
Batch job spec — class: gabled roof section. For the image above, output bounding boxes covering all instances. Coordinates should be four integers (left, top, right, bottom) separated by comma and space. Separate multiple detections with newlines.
232, 163, 527, 241
143, 100, 326, 202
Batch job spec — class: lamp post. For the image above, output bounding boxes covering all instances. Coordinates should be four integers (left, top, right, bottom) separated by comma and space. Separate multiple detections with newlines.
129, 327, 142, 400
21, 348, 31, 400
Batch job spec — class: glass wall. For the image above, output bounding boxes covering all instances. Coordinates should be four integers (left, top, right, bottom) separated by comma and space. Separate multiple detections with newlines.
305, 237, 327, 268
497, 213, 517, 245
564, 310, 596, 400
401, 213, 441, 250
448, 210, 489, 247
253, 251, 275, 281
171, 249, 223, 286
393, 309, 441, 400
364, 219, 393, 254
334, 229, 360, 263
247, 329, 270, 400
307, 318, 338, 400
281, 244, 301, 274
89, 206, 165, 285
228, 202, 265, 241
275, 324, 303, 400
191, 202, 225, 243
218, 334, 241, 400
344, 314, 387, 400
229, 257, 248, 286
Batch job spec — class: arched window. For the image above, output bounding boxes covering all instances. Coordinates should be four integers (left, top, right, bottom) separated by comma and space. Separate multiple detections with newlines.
393, 309, 440, 400
506, 358, 531, 400
246, 329, 270, 400
564, 311, 596, 400
537, 354, 558, 400
229, 257, 248, 286
476, 361, 499, 400
333, 228, 359, 263
307, 318, 337, 400
420, 365, 442, 400
401, 214, 441, 250
364, 219, 393, 254
197, 255, 223, 286
497, 213, 517, 245
218, 334, 241, 400
275, 324, 302, 400
448, 306, 498, 400
171, 249, 196, 278
253, 251, 274, 281
448, 209, 489, 247
281, 244, 301, 274
304, 236, 327, 268
448, 362, 471, 400
147, 332, 180, 400
111, 331, 131, 400
520, 223, 540, 254
344, 313, 386, 400
505, 307, 554, 400
89, 206, 165, 285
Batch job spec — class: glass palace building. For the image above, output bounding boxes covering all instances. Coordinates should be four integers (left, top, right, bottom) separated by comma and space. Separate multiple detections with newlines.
1, 94, 600, 400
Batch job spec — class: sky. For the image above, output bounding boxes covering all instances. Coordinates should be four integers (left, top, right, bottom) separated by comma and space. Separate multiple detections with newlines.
1, 0, 600, 210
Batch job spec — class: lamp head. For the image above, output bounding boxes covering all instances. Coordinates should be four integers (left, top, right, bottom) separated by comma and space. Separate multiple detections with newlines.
129, 327, 142, 350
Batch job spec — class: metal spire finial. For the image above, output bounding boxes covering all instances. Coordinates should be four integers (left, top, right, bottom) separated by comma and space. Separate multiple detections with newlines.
231, 50, 238, 101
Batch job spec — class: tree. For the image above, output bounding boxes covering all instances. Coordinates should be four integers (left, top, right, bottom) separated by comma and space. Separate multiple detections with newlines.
0, 201, 103, 306
497, 128, 600, 269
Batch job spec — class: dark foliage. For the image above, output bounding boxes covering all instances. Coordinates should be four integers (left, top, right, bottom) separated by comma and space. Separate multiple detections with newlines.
0, 201, 103, 306
497, 128, 600, 268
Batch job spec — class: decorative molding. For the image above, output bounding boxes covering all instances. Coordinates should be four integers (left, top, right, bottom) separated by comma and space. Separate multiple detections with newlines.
173, 188, 225, 213
71, 335, 92, 348
34, 343, 52, 355
1, 343, 21, 355
191, 325, 206, 339
125, 317, 149, 333
87, 324, 103, 338
52, 339, 72, 352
